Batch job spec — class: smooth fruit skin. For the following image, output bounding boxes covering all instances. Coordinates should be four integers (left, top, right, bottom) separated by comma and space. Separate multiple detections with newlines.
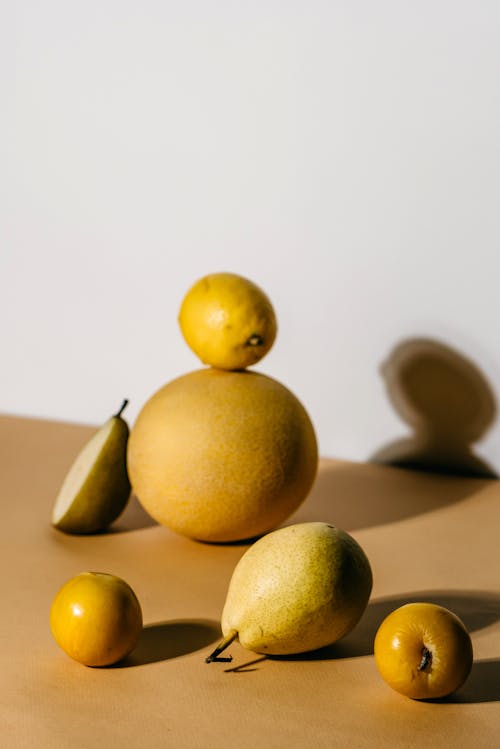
374, 602, 473, 700
178, 272, 277, 370
127, 369, 318, 542
50, 572, 143, 666
52, 411, 131, 534
221, 522, 373, 655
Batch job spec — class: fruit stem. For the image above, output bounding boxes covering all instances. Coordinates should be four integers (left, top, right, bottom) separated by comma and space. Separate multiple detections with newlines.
205, 630, 238, 663
418, 646, 432, 671
115, 399, 129, 419
246, 334, 264, 347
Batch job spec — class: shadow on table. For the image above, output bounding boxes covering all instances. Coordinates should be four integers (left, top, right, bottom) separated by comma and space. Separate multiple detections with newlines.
109, 494, 158, 533
271, 589, 500, 663
291, 460, 493, 533
213, 591, 500, 703
116, 619, 221, 667
440, 658, 500, 703
224, 656, 268, 673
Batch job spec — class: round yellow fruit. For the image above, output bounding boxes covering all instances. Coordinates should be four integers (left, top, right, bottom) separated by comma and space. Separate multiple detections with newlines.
127, 368, 318, 542
374, 602, 473, 700
50, 572, 143, 666
178, 272, 277, 370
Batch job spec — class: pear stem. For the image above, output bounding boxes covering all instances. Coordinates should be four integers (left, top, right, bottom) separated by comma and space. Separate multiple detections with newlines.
115, 399, 129, 419
205, 630, 238, 663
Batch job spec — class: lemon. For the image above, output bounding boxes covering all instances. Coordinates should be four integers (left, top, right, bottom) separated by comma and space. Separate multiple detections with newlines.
178, 272, 277, 370
50, 572, 143, 666
127, 368, 318, 542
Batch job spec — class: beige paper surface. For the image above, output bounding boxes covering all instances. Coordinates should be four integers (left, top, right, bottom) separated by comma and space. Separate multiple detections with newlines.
1, 414, 499, 748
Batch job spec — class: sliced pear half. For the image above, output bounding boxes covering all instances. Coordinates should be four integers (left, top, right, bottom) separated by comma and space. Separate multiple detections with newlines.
52, 401, 131, 534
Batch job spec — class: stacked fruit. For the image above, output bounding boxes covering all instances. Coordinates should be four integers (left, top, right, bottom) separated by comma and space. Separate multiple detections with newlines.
127, 272, 318, 543
49, 272, 474, 701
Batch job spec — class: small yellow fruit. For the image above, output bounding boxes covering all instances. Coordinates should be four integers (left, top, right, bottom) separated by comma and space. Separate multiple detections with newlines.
50, 572, 143, 666
374, 602, 473, 699
178, 272, 277, 370
127, 368, 318, 542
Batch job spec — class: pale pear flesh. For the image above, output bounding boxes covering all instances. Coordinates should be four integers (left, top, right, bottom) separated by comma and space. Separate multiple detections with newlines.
52, 412, 131, 534
219, 522, 373, 656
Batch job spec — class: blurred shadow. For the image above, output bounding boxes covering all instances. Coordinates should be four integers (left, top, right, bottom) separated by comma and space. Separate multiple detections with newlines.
199, 535, 261, 547
270, 589, 500, 662
224, 656, 267, 673
290, 459, 492, 532
442, 659, 500, 703
371, 338, 497, 477
117, 619, 221, 667
110, 494, 158, 533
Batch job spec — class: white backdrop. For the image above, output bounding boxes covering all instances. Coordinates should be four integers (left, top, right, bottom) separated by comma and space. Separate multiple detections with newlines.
3, 1, 500, 471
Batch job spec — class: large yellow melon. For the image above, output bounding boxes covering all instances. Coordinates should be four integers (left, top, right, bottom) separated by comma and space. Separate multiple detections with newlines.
127, 368, 318, 542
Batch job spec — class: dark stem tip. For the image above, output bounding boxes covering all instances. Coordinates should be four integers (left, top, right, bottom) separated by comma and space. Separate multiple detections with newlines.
115, 399, 129, 418
205, 630, 238, 664
205, 654, 233, 664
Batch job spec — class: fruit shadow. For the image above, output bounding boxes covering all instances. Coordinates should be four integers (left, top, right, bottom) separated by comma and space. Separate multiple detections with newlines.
115, 619, 221, 667
370, 337, 498, 478
291, 460, 494, 533
434, 658, 500, 703
271, 589, 500, 663
109, 494, 158, 533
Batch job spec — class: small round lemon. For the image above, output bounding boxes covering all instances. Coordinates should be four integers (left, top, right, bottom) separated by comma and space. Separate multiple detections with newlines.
178, 272, 277, 370
50, 572, 143, 666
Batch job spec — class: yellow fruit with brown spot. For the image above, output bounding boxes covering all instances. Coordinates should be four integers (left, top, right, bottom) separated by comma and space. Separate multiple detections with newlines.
178, 272, 277, 370
374, 602, 473, 699
127, 368, 318, 542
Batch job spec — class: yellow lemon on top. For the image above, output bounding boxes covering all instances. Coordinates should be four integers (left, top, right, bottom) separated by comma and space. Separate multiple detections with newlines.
178, 272, 277, 370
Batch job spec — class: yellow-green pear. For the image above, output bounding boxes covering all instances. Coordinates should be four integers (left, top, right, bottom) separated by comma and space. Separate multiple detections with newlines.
206, 522, 372, 661
52, 400, 131, 534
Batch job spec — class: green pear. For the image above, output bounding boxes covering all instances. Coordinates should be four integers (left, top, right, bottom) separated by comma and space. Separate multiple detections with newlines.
52, 400, 131, 534
206, 522, 372, 661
